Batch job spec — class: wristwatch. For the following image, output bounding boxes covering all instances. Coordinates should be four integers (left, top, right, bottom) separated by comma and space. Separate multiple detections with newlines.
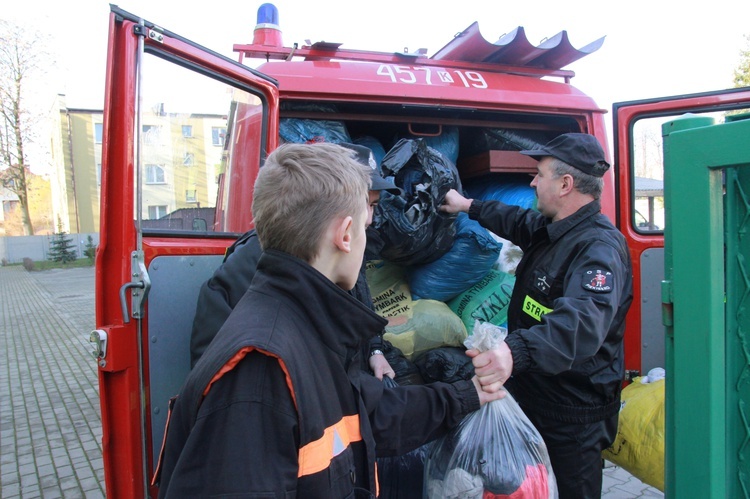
369, 349, 384, 357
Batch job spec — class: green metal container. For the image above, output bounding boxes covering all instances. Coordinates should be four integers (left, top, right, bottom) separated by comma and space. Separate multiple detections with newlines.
662, 113, 750, 498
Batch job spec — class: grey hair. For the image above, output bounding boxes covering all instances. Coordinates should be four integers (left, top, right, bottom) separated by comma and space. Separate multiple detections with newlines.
549, 158, 604, 199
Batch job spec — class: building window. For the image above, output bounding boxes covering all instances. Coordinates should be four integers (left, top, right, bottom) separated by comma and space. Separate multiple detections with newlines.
182, 125, 193, 138
3, 200, 19, 214
145, 164, 166, 184
185, 189, 197, 202
211, 127, 225, 147
94, 123, 103, 144
96, 163, 102, 186
148, 205, 168, 220
183, 153, 194, 166
142, 124, 162, 145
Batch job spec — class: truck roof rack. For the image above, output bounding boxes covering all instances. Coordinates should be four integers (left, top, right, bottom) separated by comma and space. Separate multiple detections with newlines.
234, 21, 605, 83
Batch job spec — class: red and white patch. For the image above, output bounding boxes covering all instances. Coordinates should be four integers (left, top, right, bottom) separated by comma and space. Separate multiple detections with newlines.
583, 269, 613, 292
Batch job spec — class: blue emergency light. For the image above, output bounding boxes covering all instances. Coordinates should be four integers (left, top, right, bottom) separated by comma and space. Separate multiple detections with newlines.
253, 3, 282, 47
256, 3, 279, 27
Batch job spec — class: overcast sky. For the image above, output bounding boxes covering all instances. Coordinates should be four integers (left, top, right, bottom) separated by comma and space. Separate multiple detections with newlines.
5, 0, 750, 160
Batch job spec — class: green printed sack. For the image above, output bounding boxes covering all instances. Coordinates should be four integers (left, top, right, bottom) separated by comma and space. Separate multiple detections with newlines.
447, 269, 516, 335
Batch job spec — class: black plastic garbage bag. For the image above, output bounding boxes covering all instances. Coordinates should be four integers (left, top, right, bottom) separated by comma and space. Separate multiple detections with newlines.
459, 127, 554, 156
372, 139, 461, 266
381, 340, 424, 386
413, 346, 474, 384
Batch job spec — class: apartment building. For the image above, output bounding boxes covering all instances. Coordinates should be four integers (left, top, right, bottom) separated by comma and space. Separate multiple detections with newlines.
51, 95, 226, 234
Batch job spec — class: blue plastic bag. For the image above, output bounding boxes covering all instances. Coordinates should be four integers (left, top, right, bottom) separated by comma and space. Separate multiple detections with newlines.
464, 173, 537, 210
406, 213, 502, 302
279, 118, 351, 144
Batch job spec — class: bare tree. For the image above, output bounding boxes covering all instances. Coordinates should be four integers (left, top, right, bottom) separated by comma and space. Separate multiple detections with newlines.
734, 33, 750, 89
0, 20, 47, 235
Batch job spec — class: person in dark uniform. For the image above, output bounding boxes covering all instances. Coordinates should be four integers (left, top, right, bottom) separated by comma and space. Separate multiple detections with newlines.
440, 133, 634, 499
189, 143, 401, 379
157, 142, 504, 498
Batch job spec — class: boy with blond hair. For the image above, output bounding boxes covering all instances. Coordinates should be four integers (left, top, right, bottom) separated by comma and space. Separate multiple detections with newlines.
157, 142, 501, 498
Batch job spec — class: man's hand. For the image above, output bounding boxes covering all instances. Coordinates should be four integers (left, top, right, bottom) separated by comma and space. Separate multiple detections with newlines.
471, 375, 506, 405
466, 343, 514, 394
369, 354, 395, 380
440, 189, 472, 214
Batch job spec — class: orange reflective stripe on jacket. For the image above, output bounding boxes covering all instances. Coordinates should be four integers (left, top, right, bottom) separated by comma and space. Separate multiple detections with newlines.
202, 347, 364, 482
297, 414, 362, 477
203, 346, 297, 410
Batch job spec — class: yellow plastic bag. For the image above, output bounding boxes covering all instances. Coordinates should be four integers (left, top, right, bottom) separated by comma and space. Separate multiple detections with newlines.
383, 299, 467, 361
602, 377, 665, 492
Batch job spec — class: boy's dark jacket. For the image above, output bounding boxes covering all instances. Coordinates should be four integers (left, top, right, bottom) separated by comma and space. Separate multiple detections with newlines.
157, 250, 479, 498
190, 229, 383, 368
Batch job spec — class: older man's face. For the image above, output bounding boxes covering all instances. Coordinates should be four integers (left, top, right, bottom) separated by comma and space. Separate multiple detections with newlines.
366, 191, 380, 227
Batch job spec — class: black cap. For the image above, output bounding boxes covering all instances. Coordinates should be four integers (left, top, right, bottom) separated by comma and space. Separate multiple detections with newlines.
340, 142, 403, 195
520, 133, 610, 178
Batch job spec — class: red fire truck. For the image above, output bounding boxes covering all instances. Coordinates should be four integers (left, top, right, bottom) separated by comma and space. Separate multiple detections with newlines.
92, 4, 750, 497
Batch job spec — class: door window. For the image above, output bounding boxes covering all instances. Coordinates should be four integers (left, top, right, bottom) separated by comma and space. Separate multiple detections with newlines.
137, 51, 265, 234
631, 118, 666, 233
629, 107, 750, 235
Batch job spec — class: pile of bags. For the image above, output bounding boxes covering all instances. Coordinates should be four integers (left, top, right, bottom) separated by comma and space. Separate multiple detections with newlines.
279, 113, 551, 498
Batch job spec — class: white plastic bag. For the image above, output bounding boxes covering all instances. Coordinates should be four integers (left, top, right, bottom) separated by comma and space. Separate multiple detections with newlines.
423, 321, 558, 498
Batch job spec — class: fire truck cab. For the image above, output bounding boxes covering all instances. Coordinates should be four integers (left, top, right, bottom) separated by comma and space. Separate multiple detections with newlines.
93, 4, 750, 496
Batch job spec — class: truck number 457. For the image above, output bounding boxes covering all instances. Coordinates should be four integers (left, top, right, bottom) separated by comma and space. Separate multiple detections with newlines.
377, 64, 488, 89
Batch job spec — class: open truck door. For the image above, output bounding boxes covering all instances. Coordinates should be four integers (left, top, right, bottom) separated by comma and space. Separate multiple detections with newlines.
613, 87, 750, 379
92, 6, 278, 497
615, 89, 750, 496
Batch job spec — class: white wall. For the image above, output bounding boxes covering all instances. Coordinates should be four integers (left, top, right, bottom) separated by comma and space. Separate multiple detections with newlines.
0, 233, 99, 264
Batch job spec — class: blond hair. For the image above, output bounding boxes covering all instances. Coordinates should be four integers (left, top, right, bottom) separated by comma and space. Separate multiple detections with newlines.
252, 142, 371, 262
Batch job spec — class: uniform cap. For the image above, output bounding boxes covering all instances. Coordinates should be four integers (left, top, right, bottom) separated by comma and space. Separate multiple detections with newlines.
520, 133, 610, 177
340, 142, 402, 195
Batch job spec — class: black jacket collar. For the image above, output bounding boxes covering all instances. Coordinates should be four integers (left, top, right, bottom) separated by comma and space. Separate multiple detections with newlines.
252, 249, 387, 360
545, 199, 602, 243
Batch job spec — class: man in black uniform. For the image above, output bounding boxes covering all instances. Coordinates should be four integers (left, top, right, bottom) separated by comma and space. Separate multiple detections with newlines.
441, 133, 634, 499
189, 143, 400, 378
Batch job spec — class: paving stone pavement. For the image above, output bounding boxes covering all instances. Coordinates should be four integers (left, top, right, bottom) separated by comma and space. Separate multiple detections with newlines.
1, 266, 103, 499
0, 265, 664, 498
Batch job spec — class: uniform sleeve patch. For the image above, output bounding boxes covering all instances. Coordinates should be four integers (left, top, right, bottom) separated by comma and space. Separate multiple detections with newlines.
582, 269, 613, 293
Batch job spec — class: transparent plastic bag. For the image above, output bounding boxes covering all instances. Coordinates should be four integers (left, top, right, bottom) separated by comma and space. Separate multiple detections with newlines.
423, 321, 558, 498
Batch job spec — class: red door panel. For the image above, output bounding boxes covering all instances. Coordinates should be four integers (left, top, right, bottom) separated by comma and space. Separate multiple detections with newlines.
95, 6, 278, 498
613, 87, 750, 377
